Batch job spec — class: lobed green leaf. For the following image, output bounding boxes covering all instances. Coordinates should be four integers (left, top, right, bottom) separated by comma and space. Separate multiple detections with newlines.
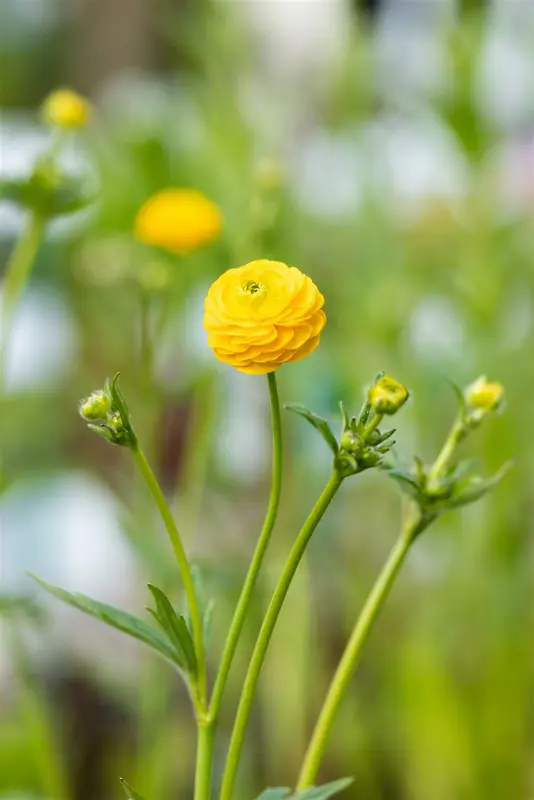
285, 404, 339, 455
30, 575, 177, 665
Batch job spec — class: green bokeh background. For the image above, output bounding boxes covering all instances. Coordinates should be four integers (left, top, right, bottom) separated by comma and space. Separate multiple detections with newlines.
1, 2, 533, 799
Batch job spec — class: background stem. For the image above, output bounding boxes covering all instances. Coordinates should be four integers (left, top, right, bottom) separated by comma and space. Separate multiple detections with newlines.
296, 510, 425, 788
132, 443, 207, 709
1, 212, 45, 387
219, 471, 343, 800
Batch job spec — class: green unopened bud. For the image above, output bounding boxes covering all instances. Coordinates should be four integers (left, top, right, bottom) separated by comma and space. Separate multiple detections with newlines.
465, 376, 504, 413
79, 390, 110, 421
368, 375, 409, 415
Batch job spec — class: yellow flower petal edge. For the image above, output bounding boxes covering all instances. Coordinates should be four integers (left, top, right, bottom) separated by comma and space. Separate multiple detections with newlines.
204, 260, 326, 374
134, 188, 222, 255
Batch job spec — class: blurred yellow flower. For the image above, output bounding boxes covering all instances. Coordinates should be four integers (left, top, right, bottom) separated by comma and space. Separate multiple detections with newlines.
204, 259, 326, 374
368, 375, 409, 415
42, 89, 92, 128
466, 376, 504, 411
135, 189, 221, 254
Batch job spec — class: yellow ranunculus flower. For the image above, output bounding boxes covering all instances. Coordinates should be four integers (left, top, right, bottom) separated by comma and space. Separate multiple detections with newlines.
465, 376, 504, 411
204, 260, 326, 374
42, 89, 92, 128
134, 189, 221, 255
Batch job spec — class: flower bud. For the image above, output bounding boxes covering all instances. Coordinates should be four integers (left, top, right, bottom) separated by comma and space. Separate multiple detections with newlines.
368, 375, 409, 416
42, 89, 92, 129
465, 376, 504, 412
79, 390, 110, 421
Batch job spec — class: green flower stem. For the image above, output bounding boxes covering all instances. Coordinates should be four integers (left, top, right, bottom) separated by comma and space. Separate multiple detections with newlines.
1, 211, 45, 385
132, 443, 207, 711
191, 372, 282, 799
427, 418, 464, 487
209, 371, 282, 719
296, 509, 427, 788
219, 470, 344, 800
195, 721, 215, 800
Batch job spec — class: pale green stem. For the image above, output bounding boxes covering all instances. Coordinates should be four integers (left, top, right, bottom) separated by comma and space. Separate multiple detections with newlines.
219, 471, 344, 800
426, 418, 464, 487
194, 372, 282, 798
1, 212, 45, 386
363, 411, 383, 438
195, 722, 215, 800
296, 509, 427, 788
132, 443, 207, 712
209, 371, 282, 719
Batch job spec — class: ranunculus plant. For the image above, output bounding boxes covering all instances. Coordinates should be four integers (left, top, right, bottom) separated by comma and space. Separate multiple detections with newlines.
28, 257, 509, 800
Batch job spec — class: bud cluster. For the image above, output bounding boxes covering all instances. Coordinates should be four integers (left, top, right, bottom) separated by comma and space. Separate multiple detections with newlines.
335, 374, 408, 477
79, 374, 136, 448
386, 376, 509, 530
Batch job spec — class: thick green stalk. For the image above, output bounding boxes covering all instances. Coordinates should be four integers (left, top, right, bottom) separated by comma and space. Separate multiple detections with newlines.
296, 510, 426, 788
195, 722, 215, 800
219, 471, 344, 800
194, 372, 282, 798
1, 212, 45, 385
132, 444, 207, 710
209, 371, 282, 719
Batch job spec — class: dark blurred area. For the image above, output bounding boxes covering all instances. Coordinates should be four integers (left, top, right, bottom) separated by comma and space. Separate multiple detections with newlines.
1, 1, 533, 799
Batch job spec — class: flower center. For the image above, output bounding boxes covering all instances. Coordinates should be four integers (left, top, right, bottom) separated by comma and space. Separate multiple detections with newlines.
243, 280, 264, 296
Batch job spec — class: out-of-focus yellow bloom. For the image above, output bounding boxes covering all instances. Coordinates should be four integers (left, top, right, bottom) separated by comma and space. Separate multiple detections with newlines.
42, 89, 92, 129
204, 260, 326, 375
368, 375, 409, 415
134, 189, 221, 254
466, 376, 504, 411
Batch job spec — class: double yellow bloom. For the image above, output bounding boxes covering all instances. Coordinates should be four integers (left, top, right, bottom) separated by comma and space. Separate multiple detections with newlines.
204, 260, 326, 374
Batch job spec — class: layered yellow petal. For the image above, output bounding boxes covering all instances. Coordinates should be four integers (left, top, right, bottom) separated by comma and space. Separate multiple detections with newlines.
204, 260, 326, 374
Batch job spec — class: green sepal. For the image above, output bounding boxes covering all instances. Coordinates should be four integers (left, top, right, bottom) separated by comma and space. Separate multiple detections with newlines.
254, 778, 354, 800
446, 378, 468, 417
285, 404, 339, 456
30, 575, 178, 665
120, 778, 146, 799
385, 469, 424, 501
109, 373, 137, 448
147, 584, 197, 675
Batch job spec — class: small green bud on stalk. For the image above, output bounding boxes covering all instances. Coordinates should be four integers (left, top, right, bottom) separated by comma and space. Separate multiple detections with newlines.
465, 376, 504, 419
79, 390, 110, 421
368, 375, 409, 416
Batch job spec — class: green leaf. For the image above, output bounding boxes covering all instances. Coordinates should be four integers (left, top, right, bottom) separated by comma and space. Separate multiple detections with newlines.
147, 584, 197, 675
120, 778, 146, 799
339, 400, 349, 432
293, 778, 354, 799
30, 575, 177, 665
446, 378, 468, 416
447, 461, 513, 509
285, 404, 338, 455
254, 778, 354, 800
